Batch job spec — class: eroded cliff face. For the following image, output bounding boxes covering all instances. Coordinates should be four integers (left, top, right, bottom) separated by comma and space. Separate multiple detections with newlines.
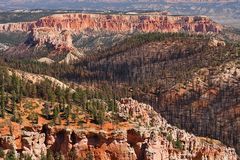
0, 13, 222, 34
0, 98, 237, 160
0, 13, 222, 63
35, 14, 222, 33
30, 28, 73, 50
0, 22, 33, 32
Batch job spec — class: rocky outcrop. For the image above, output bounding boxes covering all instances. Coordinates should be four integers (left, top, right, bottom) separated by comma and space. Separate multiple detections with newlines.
118, 98, 237, 160
30, 28, 73, 50
0, 43, 9, 51
37, 57, 55, 64
0, 98, 237, 160
21, 131, 47, 159
0, 22, 33, 32
208, 37, 226, 47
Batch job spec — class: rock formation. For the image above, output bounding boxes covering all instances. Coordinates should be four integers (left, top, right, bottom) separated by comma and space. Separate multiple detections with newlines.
30, 28, 73, 50
0, 43, 9, 51
21, 130, 47, 160
0, 22, 33, 33
0, 13, 222, 63
0, 98, 237, 160
208, 37, 226, 47
0, 13, 222, 34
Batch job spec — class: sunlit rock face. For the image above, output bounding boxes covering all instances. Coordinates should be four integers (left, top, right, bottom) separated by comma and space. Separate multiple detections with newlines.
0, 13, 222, 34
0, 13, 222, 63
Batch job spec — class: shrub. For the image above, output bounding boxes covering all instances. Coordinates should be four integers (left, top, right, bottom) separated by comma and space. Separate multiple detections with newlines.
166, 133, 173, 142
5, 150, 16, 160
0, 147, 5, 158
174, 139, 183, 150
27, 112, 38, 124
21, 153, 32, 160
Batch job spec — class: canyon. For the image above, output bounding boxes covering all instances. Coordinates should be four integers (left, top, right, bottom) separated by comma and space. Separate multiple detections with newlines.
0, 13, 222, 62
60, 33, 239, 157
0, 98, 237, 160
0, 11, 239, 160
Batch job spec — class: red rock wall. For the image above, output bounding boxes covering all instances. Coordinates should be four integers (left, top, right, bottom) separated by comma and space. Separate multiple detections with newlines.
0, 22, 33, 32
0, 13, 222, 33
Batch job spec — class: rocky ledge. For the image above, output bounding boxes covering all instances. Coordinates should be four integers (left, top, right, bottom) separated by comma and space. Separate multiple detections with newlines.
0, 98, 237, 160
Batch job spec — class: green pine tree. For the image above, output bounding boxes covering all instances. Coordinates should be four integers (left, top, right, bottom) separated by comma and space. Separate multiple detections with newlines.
65, 105, 71, 125
53, 106, 60, 125
0, 81, 5, 118
11, 91, 17, 122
